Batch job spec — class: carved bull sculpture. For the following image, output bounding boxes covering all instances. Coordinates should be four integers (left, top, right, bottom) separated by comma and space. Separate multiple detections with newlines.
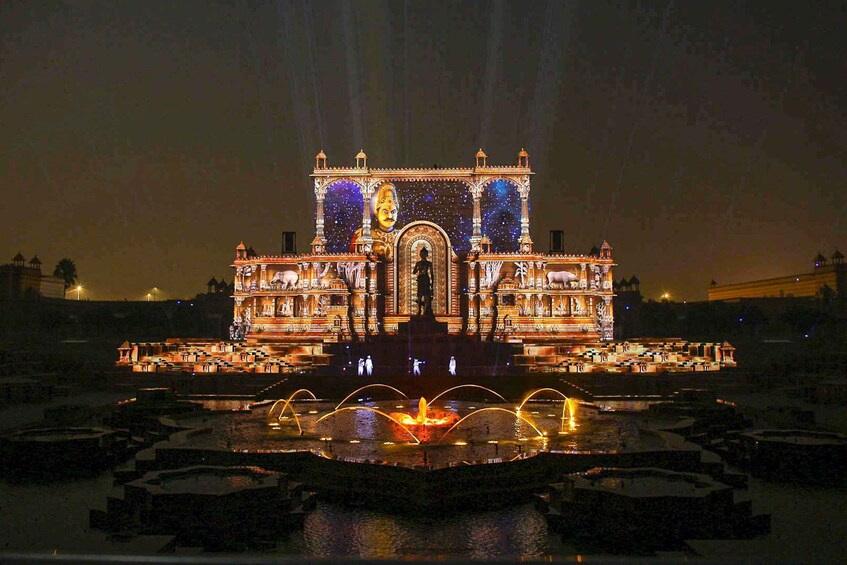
546, 270, 578, 288
269, 270, 299, 290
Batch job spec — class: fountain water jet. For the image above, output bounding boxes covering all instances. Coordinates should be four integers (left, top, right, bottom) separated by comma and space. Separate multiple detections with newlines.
334, 384, 409, 410
516, 388, 575, 433
268, 389, 317, 434
316, 406, 422, 444
438, 408, 545, 443
427, 384, 507, 406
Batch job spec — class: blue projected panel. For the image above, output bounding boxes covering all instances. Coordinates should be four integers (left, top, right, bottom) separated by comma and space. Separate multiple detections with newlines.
481, 179, 521, 252
394, 181, 473, 252
322, 181, 363, 253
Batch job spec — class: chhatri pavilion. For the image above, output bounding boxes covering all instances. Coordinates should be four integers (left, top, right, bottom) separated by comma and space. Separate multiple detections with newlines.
118, 149, 736, 374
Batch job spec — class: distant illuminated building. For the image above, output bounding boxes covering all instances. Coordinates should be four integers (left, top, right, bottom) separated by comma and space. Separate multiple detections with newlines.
708, 251, 845, 301
0, 253, 64, 299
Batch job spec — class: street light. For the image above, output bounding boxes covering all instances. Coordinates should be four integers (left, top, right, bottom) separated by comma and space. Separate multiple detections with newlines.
661, 292, 671, 301
76, 285, 82, 301
153, 286, 158, 301
147, 293, 151, 302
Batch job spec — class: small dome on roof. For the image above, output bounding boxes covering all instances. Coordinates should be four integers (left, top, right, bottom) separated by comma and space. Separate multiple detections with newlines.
316, 149, 326, 159
207, 276, 219, 287
588, 244, 600, 256
479, 234, 491, 244
12, 252, 25, 262
236, 241, 246, 250
356, 149, 367, 159
246, 246, 257, 258
476, 148, 487, 158
28, 255, 41, 265
814, 252, 827, 262
832, 249, 844, 260
629, 274, 640, 285
518, 148, 529, 157
600, 241, 611, 250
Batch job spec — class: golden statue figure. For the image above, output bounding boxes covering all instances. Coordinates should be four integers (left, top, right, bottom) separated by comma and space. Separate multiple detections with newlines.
351, 181, 399, 259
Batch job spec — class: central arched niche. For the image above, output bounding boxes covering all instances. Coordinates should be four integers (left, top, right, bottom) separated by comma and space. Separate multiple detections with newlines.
394, 221, 452, 316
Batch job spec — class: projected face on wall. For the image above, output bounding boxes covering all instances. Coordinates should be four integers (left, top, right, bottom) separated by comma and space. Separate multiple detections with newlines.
372, 182, 399, 233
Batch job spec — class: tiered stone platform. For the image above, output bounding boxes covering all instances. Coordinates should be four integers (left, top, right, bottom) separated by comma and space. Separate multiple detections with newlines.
118, 335, 735, 376
514, 339, 736, 373
118, 339, 332, 374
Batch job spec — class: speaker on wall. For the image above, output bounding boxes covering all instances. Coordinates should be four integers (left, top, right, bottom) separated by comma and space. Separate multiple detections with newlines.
282, 231, 297, 254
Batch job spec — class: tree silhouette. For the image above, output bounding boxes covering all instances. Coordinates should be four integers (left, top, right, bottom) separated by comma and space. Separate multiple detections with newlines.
53, 258, 78, 298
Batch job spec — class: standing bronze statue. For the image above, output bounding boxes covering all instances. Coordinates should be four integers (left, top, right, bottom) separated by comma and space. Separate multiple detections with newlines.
413, 247, 434, 316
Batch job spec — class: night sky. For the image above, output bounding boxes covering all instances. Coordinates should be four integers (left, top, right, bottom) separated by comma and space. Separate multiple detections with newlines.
2, 1, 845, 301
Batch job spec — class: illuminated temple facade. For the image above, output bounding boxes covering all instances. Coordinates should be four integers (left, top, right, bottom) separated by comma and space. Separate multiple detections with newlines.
231, 149, 615, 343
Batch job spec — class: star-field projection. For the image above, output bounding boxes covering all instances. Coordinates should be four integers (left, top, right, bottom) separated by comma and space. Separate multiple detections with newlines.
323, 181, 363, 252
394, 181, 473, 252
481, 180, 521, 252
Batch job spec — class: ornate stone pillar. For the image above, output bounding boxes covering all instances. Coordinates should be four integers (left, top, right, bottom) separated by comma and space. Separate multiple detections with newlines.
518, 182, 532, 252
360, 180, 377, 250
260, 264, 267, 290
314, 180, 327, 245
298, 262, 306, 290
470, 182, 483, 250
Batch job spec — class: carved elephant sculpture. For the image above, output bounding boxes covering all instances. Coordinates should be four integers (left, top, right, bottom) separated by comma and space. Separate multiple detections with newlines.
546, 270, 578, 288
269, 270, 299, 290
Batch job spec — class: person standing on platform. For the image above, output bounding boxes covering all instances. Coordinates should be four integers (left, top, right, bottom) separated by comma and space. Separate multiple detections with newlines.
357, 358, 364, 377
365, 355, 373, 377
448, 356, 457, 377
413, 358, 422, 376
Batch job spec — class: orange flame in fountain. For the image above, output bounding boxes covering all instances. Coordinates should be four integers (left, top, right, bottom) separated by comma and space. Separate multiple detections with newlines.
390, 397, 459, 428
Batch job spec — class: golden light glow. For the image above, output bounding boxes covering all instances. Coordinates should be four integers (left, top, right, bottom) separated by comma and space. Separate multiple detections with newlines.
389, 397, 460, 428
